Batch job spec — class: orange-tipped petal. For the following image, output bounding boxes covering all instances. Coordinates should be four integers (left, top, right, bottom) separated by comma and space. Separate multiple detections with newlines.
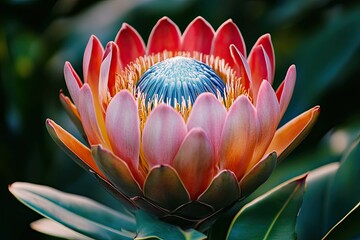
230, 45, 251, 90
173, 128, 215, 200
248, 45, 272, 103
212, 19, 246, 67
105, 90, 140, 171
78, 84, 107, 146
99, 42, 121, 108
276, 65, 296, 119
83, 35, 104, 95
219, 95, 257, 180
115, 23, 146, 68
64, 62, 82, 107
147, 17, 181, 54
250, 80, 280, 169
142, 104, 187, 168
187, 93, 226, 164
249, 34, 275, 84
182, 17, 215, 54
92, 145, 143, 196
59, 92, 84, 137
46, 119, 105, 179
264, 106, 320, 162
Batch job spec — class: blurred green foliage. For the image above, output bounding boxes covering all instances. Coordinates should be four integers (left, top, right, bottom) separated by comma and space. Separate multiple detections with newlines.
1, 0, 359, 239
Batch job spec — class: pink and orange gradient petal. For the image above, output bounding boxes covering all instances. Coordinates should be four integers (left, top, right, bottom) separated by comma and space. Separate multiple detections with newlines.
64, 62, 82, 107
83, 35, 104, 95
46, 119, 105, 179
276, 65, 296, 119
264, 106, 320, 161
99, 42, 121, 106
230, 45, 252, 90
105, 90, 140, 172
78, 84, 108, 146
219, 95, 257, 180
250, 80, 280, 169
249, 34, 275, 84
248, 45, 272, 103
142, 104, 187, 168
187, 93, 227, 164
173, 128, 215, 199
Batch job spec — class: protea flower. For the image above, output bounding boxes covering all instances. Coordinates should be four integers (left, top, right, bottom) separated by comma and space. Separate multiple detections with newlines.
47, 16, 319, 229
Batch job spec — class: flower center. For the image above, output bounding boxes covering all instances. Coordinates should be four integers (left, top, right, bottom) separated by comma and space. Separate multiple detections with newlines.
136, 56, 226, 106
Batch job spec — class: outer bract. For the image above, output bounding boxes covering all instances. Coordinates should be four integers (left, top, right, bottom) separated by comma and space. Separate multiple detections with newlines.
48, 16, 319, 228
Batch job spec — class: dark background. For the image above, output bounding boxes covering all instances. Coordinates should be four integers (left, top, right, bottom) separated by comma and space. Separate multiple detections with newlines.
1, 0, 360, 239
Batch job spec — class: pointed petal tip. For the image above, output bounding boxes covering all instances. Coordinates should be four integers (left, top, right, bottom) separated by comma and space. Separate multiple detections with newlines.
147, 16, 181, 54
45, 118, 56, 132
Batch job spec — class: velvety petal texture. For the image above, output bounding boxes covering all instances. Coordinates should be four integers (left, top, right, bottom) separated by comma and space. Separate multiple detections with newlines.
187, 93, 226, 164
49, 16, 319, 228
106, 90, 140, 171
142, 104, 187, 168
173, 128, 215, 199
219, 96, 257, 180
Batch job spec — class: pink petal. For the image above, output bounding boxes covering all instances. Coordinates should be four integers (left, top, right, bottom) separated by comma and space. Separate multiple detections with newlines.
173, 128, 215, 199
249, 80, 280, 169
182, 16, 215, 54
99, 42, 121, 107
212, 19, 246, 68
64, 62, 82, 107
115, 23, 146, 68
248, 45, 272, 103
250, 34, 275, 84
187, 93, 226, 165
105, 90, 140, 171
142, 104, 187, 168
230, 45, 251, 90
83, 35, 104, 95
276, 65, 296, 119
219, 95, 257, 180
78, 84, 108, 146
147, 17, 181, 54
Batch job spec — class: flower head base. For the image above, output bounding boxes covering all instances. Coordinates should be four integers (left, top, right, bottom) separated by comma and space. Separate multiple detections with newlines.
47, 16, 320, 229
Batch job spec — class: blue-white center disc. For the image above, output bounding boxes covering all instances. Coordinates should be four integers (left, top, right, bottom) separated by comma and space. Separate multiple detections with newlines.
136, 56, 226, 106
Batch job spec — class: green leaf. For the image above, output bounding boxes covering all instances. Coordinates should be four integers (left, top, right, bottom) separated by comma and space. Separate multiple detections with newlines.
135, 211, 206, 240
296, 163, 340, 240
324, 135, 360, 231
322, 202, 360, 240
227, 174, 307, 240
9, 182, 135, 240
